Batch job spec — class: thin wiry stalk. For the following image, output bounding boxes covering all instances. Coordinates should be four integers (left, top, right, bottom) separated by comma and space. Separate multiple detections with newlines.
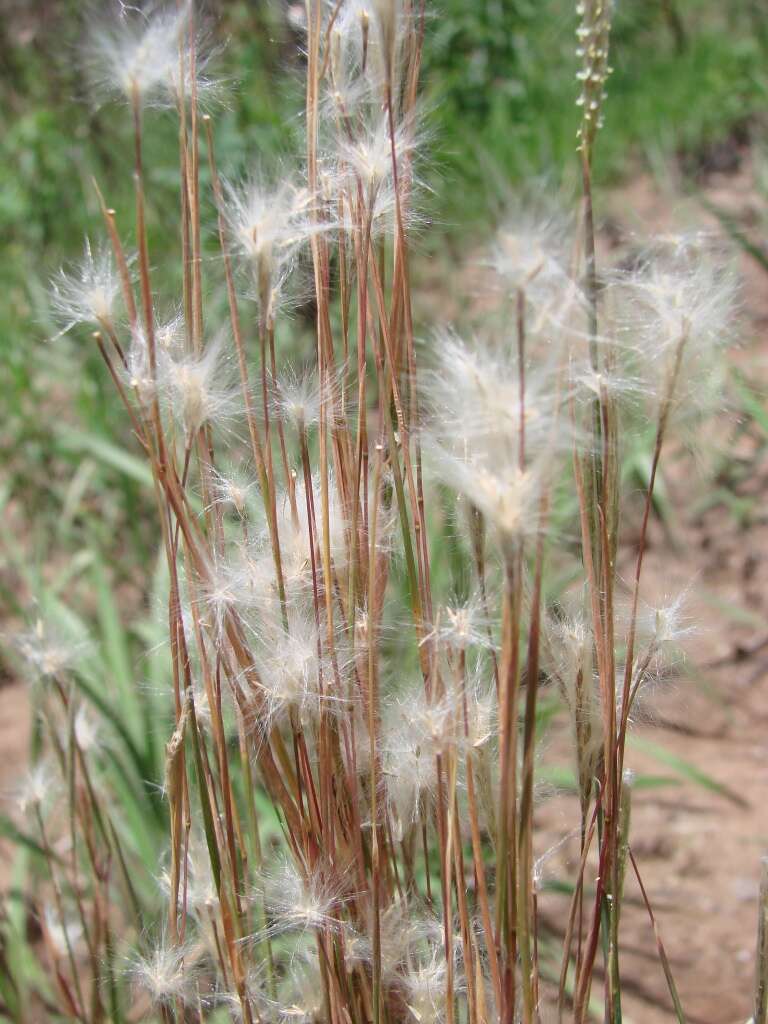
754, 858, 768, 1024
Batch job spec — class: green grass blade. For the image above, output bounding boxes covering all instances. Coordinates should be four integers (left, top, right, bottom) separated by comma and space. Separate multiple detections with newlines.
629, 735, 748, 807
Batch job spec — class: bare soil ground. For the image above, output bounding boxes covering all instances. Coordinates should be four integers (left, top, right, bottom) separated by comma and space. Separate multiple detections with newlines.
1, 147, 767, 1021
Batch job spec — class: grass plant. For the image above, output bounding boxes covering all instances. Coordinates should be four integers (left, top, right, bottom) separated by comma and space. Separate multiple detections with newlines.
0, 3, 760, 1023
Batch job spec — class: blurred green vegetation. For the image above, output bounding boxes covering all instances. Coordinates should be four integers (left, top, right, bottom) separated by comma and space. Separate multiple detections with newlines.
424, 0, 768, 218
0, 0, 766, 594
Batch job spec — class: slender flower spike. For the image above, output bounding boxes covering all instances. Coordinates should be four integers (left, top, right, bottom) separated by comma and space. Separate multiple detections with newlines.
462, 675, 497, 752
650, 595, 692, 649
575, 0, 614, 156
50, 238, 122, 337
272, 472, 355, 591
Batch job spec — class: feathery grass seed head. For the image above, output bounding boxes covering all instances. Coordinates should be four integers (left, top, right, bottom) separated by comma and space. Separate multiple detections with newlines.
50, 239, 122, 337
164, 336, 240, 437
87, 2, 222, 109
129, 940, 200, 1007
252, 860, 350, 940
13, 619, 87, 684
14, 761, 60, 816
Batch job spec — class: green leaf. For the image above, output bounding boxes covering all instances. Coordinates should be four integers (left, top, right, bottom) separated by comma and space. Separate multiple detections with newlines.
55, 429, 154, 488
700, 197, 768, 274
543, 764, 680, 793
0, 815, 61, 864
629, 736, 748, 807
90, 558, 142, 742
732, 373, 768, 439
624, 448, 671, 523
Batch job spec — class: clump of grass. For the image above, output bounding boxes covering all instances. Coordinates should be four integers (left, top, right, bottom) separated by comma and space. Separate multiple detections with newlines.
1, 2, 750, 1023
